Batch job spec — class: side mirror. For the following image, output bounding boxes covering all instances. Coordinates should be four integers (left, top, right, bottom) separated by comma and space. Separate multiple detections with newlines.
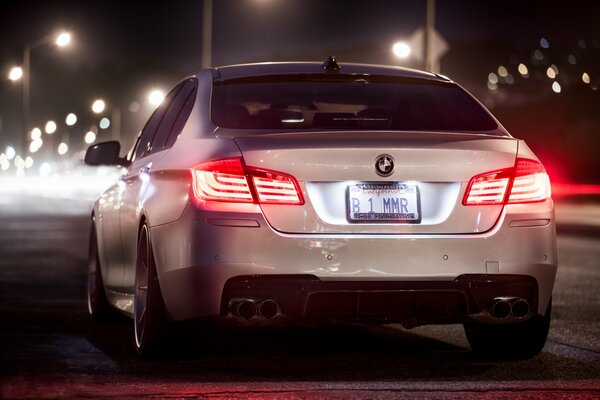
84, 141, 130, 167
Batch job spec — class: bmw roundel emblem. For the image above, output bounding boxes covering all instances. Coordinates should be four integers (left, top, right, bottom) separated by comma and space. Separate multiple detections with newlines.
375, 154, 394, 177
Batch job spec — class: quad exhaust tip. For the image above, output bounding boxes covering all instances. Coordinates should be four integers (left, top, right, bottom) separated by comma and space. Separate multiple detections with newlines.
490, 297, 531, 319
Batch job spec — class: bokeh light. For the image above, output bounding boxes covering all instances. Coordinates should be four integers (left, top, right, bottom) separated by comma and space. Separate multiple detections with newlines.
497, 66, 508, 77
30, 128, 42, 140
392, 41, 411, 59
148, 89, 165, 107
5, 146, 16, 160
92, 99, 106, 114
8, 66, 23, 81
65, 113, 77, 126
55, 32, 71, 47
99, 117, 111, 129
57, 143, 69, 155
45, 120, 57, 134
582, 73, 590, 84
84, 131, 96, 144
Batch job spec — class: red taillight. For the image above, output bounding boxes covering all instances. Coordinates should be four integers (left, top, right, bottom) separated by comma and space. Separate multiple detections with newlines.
248, 167, 304, 205
192, 158, 304, 205
192, 158, 254, 202
463, 158, 551, 206
508, 158, 551, 203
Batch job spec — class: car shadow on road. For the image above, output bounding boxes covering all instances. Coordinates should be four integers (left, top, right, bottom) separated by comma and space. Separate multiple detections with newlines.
84, 318, 600, 383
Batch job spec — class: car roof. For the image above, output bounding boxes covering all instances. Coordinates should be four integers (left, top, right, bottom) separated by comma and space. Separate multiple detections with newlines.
210, 61, 449, 82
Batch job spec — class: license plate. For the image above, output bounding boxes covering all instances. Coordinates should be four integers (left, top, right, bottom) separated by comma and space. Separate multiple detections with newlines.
347, 183, 421, 222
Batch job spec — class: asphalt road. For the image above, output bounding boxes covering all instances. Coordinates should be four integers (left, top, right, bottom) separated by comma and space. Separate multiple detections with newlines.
0, 194, 599, 399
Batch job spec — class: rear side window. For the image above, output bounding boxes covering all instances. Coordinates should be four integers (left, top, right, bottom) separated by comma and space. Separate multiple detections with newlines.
133, 87, 179, 160
150, 78, 197, 152
211, 75, 498, 133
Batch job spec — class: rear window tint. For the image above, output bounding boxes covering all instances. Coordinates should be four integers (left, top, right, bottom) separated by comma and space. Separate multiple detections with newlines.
211, 75, 498, 132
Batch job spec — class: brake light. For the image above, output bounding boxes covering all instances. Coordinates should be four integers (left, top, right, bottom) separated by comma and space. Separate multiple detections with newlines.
192, 158, 304, 205
463, 168, 512, 205
248, 168, 304, 205
508, 158, 551, 203
192, 158, 254, 202
463, 158, 551, 206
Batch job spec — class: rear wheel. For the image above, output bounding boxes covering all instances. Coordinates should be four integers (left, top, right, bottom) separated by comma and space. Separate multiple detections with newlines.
464, 299, 552, 359
87, 222, 116, 321
134, 223, 168, 356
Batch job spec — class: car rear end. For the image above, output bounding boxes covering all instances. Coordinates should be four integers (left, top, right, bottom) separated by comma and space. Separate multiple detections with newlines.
151, 64, 557, 336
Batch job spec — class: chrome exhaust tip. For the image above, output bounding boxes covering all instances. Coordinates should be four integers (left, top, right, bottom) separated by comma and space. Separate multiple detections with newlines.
258, 299, 278, 319
490, 298, 512, 319
511, 298, 531, 318
237, 300, 257, 320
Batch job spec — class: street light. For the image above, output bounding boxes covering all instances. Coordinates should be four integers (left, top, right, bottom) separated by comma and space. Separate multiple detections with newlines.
20, 31, 73, 155
148, 89, 165, 107
45, 120, 57, 134
65, 113, 77, 126
55, 32, 71, 47
91, 99, 106, 114
392, 42, 412, 59
8, 66, 23, 81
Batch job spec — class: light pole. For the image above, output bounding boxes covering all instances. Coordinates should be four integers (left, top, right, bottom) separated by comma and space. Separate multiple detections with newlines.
202, 0, 213, 68
21, 31, 72, 155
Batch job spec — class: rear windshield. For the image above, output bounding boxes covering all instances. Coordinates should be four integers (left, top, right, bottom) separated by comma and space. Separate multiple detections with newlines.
211, 75, 499, 132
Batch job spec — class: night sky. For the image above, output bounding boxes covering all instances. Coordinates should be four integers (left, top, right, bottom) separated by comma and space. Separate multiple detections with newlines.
0, 0, 599, 180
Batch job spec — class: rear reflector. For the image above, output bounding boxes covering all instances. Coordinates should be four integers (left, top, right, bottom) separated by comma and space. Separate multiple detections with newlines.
463, 158, 551, 206
192, 158, 303, 205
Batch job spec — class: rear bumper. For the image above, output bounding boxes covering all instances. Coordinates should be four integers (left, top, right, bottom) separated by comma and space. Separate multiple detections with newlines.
151, 201, 557, 323
221, 274, 539, 326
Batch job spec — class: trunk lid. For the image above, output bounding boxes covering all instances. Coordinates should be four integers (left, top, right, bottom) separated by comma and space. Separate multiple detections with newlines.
233, 131, 517, 234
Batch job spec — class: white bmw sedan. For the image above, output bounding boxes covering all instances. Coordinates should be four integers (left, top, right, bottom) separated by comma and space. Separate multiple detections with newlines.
85, 58, 557, 357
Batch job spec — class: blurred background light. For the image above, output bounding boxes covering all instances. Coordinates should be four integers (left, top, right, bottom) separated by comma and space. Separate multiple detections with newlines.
99, 117, 111, 129
91, 99, 106, 114
148, 89, 165, 106
582, 73, 590, 84
518, 63, 528, 76
84, 131, 96, 144
540, 37, 549, 48
39, 162, 52, 177
392, 41, 411, 59
65, 113, 77, 126
45, 120, 57, 134
25, 157, 34, 169
129, 101, 140, 112
57, 142, 68, 155
5, 146, 16, 161
552, 81, 561, 93
488, 72, 498, 84
29, 138, 43, 153
55, 32, 71, 47
14, 155, 25, 169
497, 66, 508, 77
8, 66, 23, 81
30, 127, 42, 140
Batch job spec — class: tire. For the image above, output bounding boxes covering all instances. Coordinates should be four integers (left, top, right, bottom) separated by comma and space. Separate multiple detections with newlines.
464, 299, 552, 359
134, 223, 168, 356
87, 222, 116, 322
